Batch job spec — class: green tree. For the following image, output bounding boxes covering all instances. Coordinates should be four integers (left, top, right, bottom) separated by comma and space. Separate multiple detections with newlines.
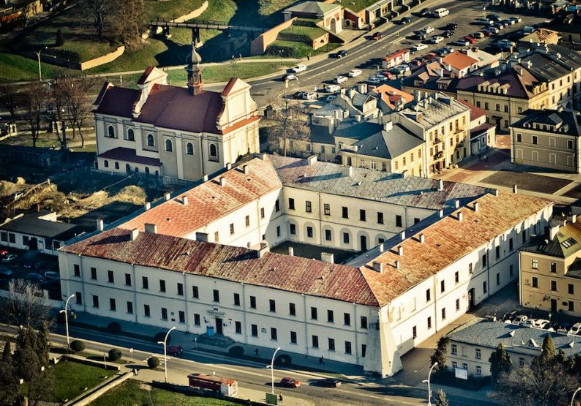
434, 389, 450, 406
2, 341, 10, 360
430, 336, 450, 370
489, 343, 512, 384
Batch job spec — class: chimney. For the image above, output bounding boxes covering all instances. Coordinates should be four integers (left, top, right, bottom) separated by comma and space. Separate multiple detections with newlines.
196, 232, 209, 242
372, 261, 384, 273
419, 234, 425, 243
474, 202, 479, 212
307, 155, 317, 166
400, 231, 406, 241
572, 214, 577, 223
347, 166, 354, 177
257, 242, 270, 258
358, 83, 368, 94
457, 211, 463, 221
383, 121, 393, 131
513, 184, 518, 194
144, 223, 157, 234
182, 196, 189, 205
395, 260, 400, 269
130, 228, 139, 241
379, 243, 384, 253
321, 252, 335, 263
397, 246, 404, 256
454, 199, 460, 208
493, 189, 499, 197
439, 209, 444, 218
144, 202, 151, 211
203, 174, 209, 182
288, 246, 294, 256
549, 225, 559, 240
243, 165, 250, 175
226, 163, 232, 170
164, 192, 171, 201
220, 177, 227, 187
96, 219, 104, 231
437, 179, 444, 191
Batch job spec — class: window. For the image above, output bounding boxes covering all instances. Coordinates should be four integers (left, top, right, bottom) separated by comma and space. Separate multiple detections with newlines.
260, 207, 265, 219
125, 273, 131, 286
360, 209, 366, 221
290, 331, 297, 344
213, 289, 220, 302
108, 270, 114, 283
144, 304, 150, 317
441, 280, 446, 293
91, 267, 97, 280
328, 338, 336, 351
107, 125, 115, 138
74, 264, 80, 277
532, 277, 539, 288
147, 134, 154, 147
312, 335, 319, 348
269, 299, 276, 312
290, 224, 296, 235
75, 292, 82, 305
327, 310, 334, 323
250, 296, 257, 309
551, 262, 557, 273
532, 136, 538, 145
271, 328, 278, 341
456, 298, 460, 311
127, 301, 133, 314
452, 361, 458, 369
396, 215, 403, 227
324, 204, 330, 215
377, 212, 384, 224
325, 229, 332, 241
426, 289, 431, 302
306, 201, 312, 213
451, 344, 458, 355
230, 223, 235, 235
441, 307, 446, 320
569, 301, 574, 312
455, 271, 459, 284
343, 232, 350, 244
475, 348, 481, 360
483, 281, 487, 294
496, 273, 500, 286
551, 280, 557, 291
142, 276, 149, 290
289, 198, 295, 210
344, 313, 351, 326
519, 358, 525, 367
362, 344, 367, 358
245, 215, 250, 227
476, 366, 482, 376
160, 280, 166, 292
209, 143, 218, 159
517, 133, 522, 142
194, 314, 201, 326
568, 140, 574, 150
184, 142, 194, 156
275, 200, 280, 212
532, 259, 538, 269
192, 285, 199, 298
311, 307, 318, 320
289, 302, 296, 316
234, 293, 240, 306
92, 295, 99, 308
251, 324, 258, 337
276, 226, 280, 237
482, 254, 487, 267
342, 206, 349, 219
427, 316, 432, 329
307, 226, 313, 238
509, 238, 513, 251
360, 316, 368, 329
345, 341, 352, 355
495, 246, 500, 259
109, 298, 116, 311
568, 284, 574, 295
412, 326, 417, 339
165, 139, 173, 152
161, 308, 168, 320
235, 321, 242, 334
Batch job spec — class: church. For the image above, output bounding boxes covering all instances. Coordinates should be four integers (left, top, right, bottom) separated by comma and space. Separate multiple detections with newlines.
92, 42, 260, 182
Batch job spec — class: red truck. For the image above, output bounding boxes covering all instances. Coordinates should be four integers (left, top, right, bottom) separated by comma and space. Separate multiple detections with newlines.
188, 373, 238, 396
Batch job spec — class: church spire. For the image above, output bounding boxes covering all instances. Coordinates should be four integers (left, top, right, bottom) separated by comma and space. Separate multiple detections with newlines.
186, 30, 203, 96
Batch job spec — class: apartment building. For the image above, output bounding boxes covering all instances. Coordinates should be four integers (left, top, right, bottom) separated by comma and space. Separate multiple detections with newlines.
510, 109, 581, 173
519, 215, 581, 317
445, 319, 581, 378
93, 45, 260, 182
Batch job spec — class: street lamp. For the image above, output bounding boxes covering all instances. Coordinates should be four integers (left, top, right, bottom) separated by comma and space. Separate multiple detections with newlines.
572, 387, 581, 406
422, 362, 438, 406
35, 47, 47, 82
157, 326, 176, 383
268, 347, 281, 394
60, 294, 75, 347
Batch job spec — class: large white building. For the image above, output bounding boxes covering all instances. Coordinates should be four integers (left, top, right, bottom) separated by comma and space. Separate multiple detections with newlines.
92, 44, 260, 182
58, 156, 553, 376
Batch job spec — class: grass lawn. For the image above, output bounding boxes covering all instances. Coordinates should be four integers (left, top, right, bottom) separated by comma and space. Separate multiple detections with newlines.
258, 0, 296, 16
145, 0, 207, 21
89, 380, 240, 406
0, 53, 75, 83
50, 360, 116, 403
345, 0, 381, 12
280, 25, 327, 41
267, 40, 341, 58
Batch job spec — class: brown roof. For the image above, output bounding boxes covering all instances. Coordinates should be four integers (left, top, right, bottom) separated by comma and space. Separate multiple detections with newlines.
98, 147, 162, 166
442, 51, 478, 71
358, 192, 552, 304
457, 99, 486, 121
372, 84, 414, 110
457, 68, 540, 99
136, 66, 155, 85
94, 86, 140, 118
221, 77, 238, 96
61, 228, 379, 306
120, 157, 282, 237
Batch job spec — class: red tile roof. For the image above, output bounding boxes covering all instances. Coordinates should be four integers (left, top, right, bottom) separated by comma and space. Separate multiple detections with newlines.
372, 84, 414, 110
120, 157, 281, 237
441, 51, 478, 71
61, 227, 379, 306
457, 99, 486, 121
98, 147, 162, 166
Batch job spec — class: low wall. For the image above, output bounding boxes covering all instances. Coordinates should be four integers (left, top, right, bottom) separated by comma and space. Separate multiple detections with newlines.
250, 17, 296, 55
64, 372, 131, 406
172, 0, 208, 23
79, 46, 125, 70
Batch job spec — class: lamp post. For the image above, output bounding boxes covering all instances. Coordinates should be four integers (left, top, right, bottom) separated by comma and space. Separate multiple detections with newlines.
422, 362, 438, 406
35, 47, 47, 82
269, 347, 281, 394
572, 387, 581, 406
157, 326, 176, 383
59, 294, 75, 347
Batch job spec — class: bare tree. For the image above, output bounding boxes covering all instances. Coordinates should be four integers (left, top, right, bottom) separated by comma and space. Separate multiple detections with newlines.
83, 0, 113, 39
266, 100, 310, 156
21, 82, 47, 148
0, 84, 20, 124
115, 0, 145, 47
1, 279, 52, 330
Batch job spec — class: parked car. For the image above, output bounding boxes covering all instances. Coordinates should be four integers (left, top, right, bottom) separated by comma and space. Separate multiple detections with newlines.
324, 84, 341, 93
570, 322, 581, 335
531, 319, 550, 329
411, 43, 428, 53
471, 31, 485, 39
366, 76, 382, 85
372, 32, 383, 40
333, 50, 348, 58
419, 8, 431, 16
302, 91, 317, 100
453, 39, 470, 46
293, 91, 306, 99
423, 26, 435, 33
318, 378, 341, 387
334, 75, 348, 84
502, 310, 519, 321
394, 64, 411, 73
400, 16, 412, 24
481, 29, 494, 37
430, 35, 444, 44
474, 17, 491, 25
523, 26, 535, 34
44, 271, 60, 280
283, 73, 298, 81
509, 16, 522, 23
26, 272, 44, 283
464, 36, 477, 44
280, 377, 301, 388
442, 30, 454, 38
1, 254, 17, 263
486, 14, 501, 22
289, 64, 307, 73
513, 315, 528, 324
486, 26, 500, 34
348, 69, 362, 77
502, 18, 515, 25
0, 250, 9, 256
444, 22, 458, 30
496, 39, 515, 49
0, 268, 13, 278
166, 345, 183, 356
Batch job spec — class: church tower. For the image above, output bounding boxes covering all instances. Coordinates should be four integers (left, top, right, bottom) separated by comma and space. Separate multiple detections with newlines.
185, 32, 203, 96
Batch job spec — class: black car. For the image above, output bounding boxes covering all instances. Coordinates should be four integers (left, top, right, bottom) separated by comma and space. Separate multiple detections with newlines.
401, 16, 412, 24
293, 91, 306, 99
419, 8, 431, 16
442, 30, 454, 38
334, 50, 348, 58
486, 14, 501, 22
444, 22, 458, 30
318, 378, 341, 387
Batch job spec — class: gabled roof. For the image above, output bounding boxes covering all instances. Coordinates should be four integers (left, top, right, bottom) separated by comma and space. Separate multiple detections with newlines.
456, 67, 540, 99
371, 84, 414, 110
94, 87, 140, 118
457, 99, 486, 122
333, 120, 382, 141
61, 227, 380, 307
511, 109, 581, 137
284, 1, 340, 15
0, 213, 83, 240
399, 93, 469, 129
521, 216, 581, 258
348, 124, 423, 159
441, 51, 478, 71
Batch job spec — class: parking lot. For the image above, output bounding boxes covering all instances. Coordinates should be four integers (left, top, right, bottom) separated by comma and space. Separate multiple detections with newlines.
0, 249, 61, 299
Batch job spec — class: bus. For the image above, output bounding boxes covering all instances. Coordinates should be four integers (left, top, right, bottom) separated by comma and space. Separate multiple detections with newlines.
188, 373, 238, 396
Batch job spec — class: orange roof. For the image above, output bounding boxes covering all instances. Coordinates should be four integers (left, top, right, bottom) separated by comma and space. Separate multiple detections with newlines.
358, 192, 552, 304
384, 49, 410, 61
120, 157, 282, 237
457, 99, 486, 121
372, 84, 414, 110
442, 51, 478, 71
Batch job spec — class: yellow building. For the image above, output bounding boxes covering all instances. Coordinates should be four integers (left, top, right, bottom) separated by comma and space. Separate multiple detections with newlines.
519, 215, 581, 317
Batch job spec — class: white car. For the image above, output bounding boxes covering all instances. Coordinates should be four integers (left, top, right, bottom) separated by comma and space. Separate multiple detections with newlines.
394, 64, 410, 73
284, 73, 298, 81
423, 26, 435, 34
411, 43, 428, 52
570, 322, 581, 335
430, 36, 444, 44
289, 64, 307, 73
348, 69, 362, 77
334, 75, 348, 84
531, 319, 550, 329
324, 84, 341, 93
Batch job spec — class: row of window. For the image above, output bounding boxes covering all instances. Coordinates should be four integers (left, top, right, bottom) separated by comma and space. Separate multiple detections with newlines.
515, 133, 575, 149
102, 160, 160, 175
529, 276, 576, 295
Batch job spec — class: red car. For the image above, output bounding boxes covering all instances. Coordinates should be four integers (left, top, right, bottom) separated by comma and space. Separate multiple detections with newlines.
280, 377, 301, 388
464, 36, 477, 44
0, 250, 8, 256
166, 345, 183, 356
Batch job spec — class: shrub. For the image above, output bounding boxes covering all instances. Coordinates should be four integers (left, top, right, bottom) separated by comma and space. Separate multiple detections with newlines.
275, 354, 292, 366
107, 322, 122, 334
70, 340, 85, 353
147, 356, 160, 369
108, 348, 122, 362
153, 332, 171, 344
228, 346, 244, 357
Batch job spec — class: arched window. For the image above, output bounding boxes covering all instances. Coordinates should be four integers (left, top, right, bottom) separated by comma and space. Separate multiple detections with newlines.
209, 143, 218, 158
114, 162, 119, 169
104, 160, 109, 168
145, 167, 150, 175
186, 142, 194, 155
127, 128, 135, 141
147, 134, 154, 147
107, 126, 115, 138
165, 139, 173, 152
